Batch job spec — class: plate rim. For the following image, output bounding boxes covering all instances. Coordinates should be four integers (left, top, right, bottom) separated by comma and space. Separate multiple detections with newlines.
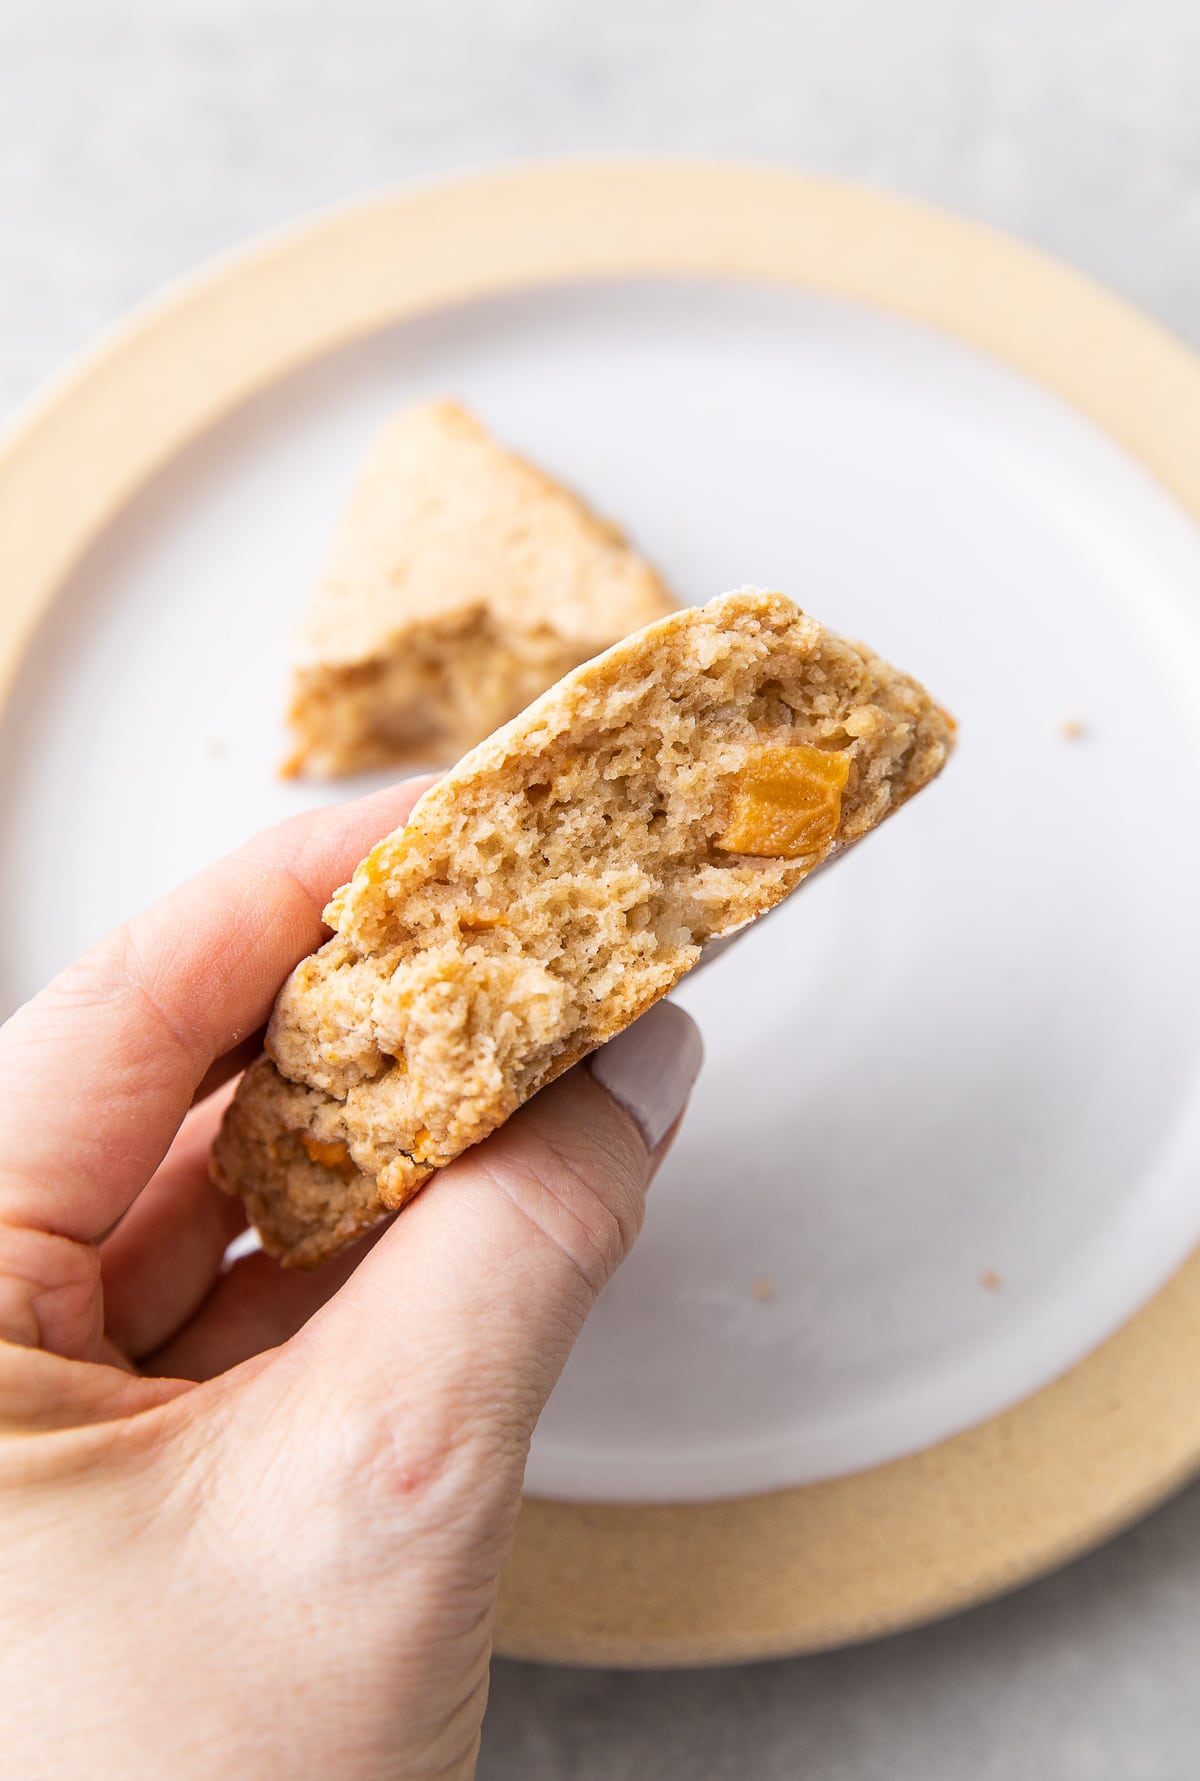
4, 158, 1200, 1665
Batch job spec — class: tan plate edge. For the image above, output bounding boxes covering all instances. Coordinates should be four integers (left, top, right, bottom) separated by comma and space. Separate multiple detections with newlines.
2, 160, 1200, 1665
504, 1246, 1200, 1664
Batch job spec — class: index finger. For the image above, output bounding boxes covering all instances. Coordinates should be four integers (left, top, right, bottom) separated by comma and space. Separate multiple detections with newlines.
0, 778, 433, 1245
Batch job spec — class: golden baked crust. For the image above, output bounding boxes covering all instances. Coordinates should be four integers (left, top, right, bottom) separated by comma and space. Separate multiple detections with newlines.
215, 589, 954, 1266
283, 400, 675, 777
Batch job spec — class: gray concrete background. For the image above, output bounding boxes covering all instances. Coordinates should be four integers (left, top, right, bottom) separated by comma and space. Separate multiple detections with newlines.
3, 3, 1199, 1775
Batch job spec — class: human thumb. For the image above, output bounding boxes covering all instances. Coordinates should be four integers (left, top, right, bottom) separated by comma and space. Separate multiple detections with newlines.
263, 1000, 702, 1499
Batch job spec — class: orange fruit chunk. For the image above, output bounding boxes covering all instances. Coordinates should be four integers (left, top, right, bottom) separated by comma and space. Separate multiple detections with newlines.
301, 1135, 360, 1180
716, 743, 850, 859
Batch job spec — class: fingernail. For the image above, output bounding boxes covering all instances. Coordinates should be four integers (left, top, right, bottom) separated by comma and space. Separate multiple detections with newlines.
588, 1002, 703, 1152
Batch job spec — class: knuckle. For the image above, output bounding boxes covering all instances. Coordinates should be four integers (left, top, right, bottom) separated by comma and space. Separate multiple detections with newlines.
480, 1122, 645, 1300
36, 932, 135, 1020
31, 925, 193, 1068
0, 1224, 102, 1356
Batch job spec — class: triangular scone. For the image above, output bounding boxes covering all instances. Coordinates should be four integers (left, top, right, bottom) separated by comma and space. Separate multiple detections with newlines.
217, 589, 954, 1266
283, 400, 676, 777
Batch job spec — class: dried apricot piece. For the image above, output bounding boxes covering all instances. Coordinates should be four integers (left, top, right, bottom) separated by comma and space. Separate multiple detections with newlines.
716, 743, 850, 859
458, 911, 507, 933
301, 1135, 361, 1181
409, 1125, 435, 1163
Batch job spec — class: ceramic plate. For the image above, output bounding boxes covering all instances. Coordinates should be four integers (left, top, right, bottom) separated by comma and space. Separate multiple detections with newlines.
3, 164, 1200, 1661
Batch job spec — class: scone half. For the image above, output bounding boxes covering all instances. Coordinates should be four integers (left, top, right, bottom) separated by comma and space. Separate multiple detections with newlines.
284, 400, 675, 777
215, 588, 954, 1265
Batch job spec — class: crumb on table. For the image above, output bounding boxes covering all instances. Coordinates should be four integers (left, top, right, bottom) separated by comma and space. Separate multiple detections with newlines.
1058, 716, 1088, 740
751, 1276, 776, 1303
980, 1268, 1003, 1291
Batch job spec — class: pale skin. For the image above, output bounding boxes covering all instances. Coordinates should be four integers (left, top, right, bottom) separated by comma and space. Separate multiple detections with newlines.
0, 779, 700, 1779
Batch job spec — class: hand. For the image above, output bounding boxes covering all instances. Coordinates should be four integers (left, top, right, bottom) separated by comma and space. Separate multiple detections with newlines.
0, 780, 701, 1779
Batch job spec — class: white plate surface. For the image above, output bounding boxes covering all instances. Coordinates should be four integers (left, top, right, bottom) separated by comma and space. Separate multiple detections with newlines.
3, 281, 1200, 1503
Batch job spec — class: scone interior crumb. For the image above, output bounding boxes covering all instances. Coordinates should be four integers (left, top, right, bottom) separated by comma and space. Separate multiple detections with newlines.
286, 605, 614, 778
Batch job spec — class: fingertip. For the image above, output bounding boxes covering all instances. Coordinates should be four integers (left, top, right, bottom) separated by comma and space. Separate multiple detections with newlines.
586, 1001, 704, 1154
